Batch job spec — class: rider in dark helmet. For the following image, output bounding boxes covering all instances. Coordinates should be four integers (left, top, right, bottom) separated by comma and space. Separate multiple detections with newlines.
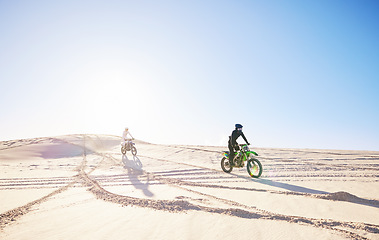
228, 124, 250, 166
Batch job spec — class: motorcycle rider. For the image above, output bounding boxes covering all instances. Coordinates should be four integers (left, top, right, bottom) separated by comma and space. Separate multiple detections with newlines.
122, 127, 134, 147
228, 124, 250, 166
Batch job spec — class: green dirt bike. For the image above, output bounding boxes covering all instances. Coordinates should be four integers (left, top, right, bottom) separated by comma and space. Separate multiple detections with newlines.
221, 144, 262, 178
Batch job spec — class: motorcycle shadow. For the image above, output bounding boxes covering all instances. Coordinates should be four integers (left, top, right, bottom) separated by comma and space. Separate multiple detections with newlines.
122, 154, 143, 170
121, 155, 153, 197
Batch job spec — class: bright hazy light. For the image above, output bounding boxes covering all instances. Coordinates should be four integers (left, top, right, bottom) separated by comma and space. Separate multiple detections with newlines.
0, 1, 378, 150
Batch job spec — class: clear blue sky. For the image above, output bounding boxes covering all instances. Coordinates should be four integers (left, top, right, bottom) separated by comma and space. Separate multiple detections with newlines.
1, 0, 378, 150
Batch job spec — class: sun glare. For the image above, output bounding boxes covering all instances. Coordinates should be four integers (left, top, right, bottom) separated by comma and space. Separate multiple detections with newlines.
68, 61, 160, 137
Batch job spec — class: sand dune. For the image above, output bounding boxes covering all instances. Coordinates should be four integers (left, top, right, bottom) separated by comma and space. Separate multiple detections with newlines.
0, 134, 378, 240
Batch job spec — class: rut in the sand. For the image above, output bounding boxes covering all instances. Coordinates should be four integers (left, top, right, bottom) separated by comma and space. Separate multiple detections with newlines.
1, 135, 378, 240
78, 138, 379, 240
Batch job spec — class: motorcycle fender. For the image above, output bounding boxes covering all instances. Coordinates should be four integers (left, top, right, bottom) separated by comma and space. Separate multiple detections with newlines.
247, 151, 258, 156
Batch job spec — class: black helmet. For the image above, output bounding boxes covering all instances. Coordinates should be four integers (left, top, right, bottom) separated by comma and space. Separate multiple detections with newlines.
235, 124, 243, 129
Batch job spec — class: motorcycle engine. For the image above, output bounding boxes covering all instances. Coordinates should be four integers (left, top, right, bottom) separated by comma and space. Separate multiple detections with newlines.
234, 157, 244, 168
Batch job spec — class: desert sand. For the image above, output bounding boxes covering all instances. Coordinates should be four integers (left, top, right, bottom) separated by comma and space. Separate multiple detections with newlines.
0, 134, 378, 240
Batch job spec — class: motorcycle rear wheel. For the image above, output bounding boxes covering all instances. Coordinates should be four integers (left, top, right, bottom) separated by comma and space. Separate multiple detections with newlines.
247, 158, 262, 178
221, 157, 233, 173
121, 146, 126, 155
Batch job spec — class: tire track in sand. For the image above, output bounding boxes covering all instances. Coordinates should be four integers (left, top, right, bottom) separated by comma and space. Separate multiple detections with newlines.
0, 177, 77, 229
3, 135, 376, 239
0, 135, 98, 230
80, 150, 379, 240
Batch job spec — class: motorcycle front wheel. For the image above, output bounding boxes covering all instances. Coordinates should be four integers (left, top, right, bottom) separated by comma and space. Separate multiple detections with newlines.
131, 146, 137, 156
247, 158, 262, 178
221, 157, 233, 173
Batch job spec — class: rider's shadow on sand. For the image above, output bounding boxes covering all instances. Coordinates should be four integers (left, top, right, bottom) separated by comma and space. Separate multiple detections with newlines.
122, 154, 143, 170
122, 155, 154, 197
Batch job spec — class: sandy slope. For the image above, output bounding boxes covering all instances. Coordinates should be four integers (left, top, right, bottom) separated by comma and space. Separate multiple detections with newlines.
0, 134, 378, 240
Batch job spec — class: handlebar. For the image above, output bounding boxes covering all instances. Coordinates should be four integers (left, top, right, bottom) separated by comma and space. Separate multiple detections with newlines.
238, 143, 250, 146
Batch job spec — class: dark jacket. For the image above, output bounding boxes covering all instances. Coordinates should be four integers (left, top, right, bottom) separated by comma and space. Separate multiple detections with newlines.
229, 129, 249, 147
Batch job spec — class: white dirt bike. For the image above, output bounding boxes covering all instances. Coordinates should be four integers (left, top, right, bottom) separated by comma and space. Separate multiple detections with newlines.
121, 139, 137, 156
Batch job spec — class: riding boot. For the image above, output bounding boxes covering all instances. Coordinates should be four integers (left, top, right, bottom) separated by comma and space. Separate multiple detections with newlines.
228, 143, 235, 167
229, 152, 235, 166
